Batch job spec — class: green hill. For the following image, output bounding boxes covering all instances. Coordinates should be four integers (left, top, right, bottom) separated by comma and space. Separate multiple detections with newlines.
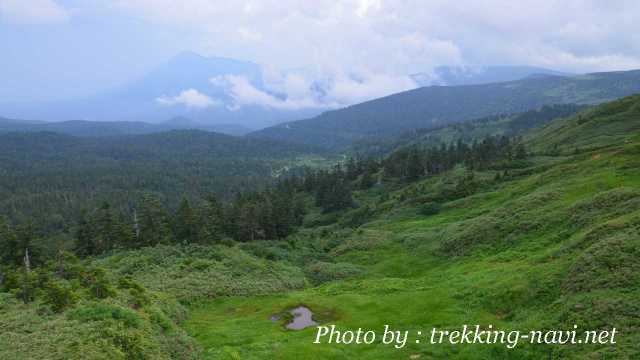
350, 103, 587, 157
1, 95, 639, 359
527, 94, 640, 154
251, 69, 640, 150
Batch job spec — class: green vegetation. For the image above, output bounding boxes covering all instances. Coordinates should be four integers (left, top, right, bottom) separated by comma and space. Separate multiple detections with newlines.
351, 103, 586, 157
251, 69, 640, 149
0, 130, 324, 231
1, 95, 639, 359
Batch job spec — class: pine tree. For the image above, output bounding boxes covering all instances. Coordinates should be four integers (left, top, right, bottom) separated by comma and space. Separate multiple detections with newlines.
405, 148, 423, 182
137, 193, 171, 246
174, 197, 198, 244
198, 195, 225, 243
515, 143, 527, 159
74, 211, 95, 257
0, 216, 19, 266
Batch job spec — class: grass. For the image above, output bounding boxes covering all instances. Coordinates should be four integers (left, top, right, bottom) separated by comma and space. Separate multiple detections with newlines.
182, 133, 640, 359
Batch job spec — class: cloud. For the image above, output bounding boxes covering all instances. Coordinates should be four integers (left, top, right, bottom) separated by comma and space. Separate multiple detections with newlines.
211, 74, 326, 110
211, 70, 417, 111
0, 0, 70, 24
113, 0, 640, 74
156, 89, 219, 108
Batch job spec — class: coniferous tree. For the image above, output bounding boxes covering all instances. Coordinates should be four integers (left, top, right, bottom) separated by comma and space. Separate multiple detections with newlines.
137, 193, 171, 246
198, 195, 225, 243
405, 148, 424, 182
515, 143, 527, 159
174, 197, 198, 244
0, 216, 19, 266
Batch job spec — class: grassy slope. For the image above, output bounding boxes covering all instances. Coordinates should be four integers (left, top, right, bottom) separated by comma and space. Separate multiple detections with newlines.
184, 99, 640, 359
2, 96, 638, 359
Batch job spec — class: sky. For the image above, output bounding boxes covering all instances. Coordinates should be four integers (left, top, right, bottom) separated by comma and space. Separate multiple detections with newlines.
1, 0, 640, 104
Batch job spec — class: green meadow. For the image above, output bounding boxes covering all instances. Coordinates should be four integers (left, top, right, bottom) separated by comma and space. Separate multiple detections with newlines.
183, 97, 640, 359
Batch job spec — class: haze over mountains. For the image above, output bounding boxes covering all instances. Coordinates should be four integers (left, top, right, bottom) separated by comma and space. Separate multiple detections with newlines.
252, 69, 640, 149
0, 52, 572, 133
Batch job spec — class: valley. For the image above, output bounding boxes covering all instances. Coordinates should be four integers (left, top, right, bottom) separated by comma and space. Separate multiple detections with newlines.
1, 94, 638, 359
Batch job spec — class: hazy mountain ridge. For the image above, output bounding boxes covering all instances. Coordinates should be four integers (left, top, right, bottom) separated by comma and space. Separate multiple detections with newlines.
0, 116, 252, 136
410, 65, 570, 86
0, 52, 323, 129
251, 69, 640, 149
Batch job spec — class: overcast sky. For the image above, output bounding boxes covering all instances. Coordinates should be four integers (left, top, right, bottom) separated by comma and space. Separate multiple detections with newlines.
1, 0, 639, 103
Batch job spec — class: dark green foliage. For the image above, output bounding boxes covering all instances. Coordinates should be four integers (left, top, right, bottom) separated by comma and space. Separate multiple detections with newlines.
382, 135, 515, 182
196, 195, 225, 244
0, 216, 18, 266
173, 198, 198, 244
81, 267, 116, 299
68, 302, 143, 329
75, 202, 133, 256
117, 276, 150, 308
137, 194, 172, 247
455, 168, 477, 197
41, 279, 78, 313
0, 130, 321, 231
419, 202, 441, 216
304, 261, 365, 285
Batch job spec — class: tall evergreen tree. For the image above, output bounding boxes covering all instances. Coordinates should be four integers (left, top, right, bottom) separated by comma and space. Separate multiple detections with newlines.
174, 197, 198, 244
0, 216, 19, 266
137, 194, 171, 246
198, 195, 225, 244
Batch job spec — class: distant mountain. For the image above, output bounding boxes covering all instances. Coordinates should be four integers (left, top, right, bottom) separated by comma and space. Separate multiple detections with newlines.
410, 65, 570, 87
0, 116, 252, 137
250, 69, 640, 150
0, 52, 323, 130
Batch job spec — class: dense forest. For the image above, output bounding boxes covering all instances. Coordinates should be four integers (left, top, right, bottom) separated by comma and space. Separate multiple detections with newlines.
0, 130, 324, 232
0, 130, 523, 265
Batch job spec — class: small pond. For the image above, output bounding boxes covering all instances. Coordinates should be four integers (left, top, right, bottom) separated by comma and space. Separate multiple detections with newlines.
271, 306, 318, 330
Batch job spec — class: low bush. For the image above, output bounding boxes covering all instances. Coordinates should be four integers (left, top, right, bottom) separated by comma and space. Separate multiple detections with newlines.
304, 261, 365, 285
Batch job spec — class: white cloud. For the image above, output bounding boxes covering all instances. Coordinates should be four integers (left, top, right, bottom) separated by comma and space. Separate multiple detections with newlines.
211, 74, 327, 110
211, 70, 417, 111
113, 0, 640, 74
0, 0, 70, 24
237, 27, 262, 42
156, 89, 219, 108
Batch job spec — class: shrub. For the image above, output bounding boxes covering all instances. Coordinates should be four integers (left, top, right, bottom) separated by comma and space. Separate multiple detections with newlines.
419, 202, 441, 216
304, 261, 365, 285
41, 279, 78, 313
68, 303, 143, 329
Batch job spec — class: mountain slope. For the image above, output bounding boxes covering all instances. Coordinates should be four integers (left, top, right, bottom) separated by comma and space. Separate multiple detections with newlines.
183, 95, 640, 359
0, 52, 323, 129
251, 69, 640, 149
527, 94, 640, 153
410, 65, 570, 86
350, 103, 587, 157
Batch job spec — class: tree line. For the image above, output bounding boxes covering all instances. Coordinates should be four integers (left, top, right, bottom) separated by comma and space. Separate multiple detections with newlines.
1, 134, 526, 264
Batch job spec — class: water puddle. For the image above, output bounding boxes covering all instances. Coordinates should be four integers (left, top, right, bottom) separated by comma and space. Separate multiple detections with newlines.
271, 306, 318, 330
